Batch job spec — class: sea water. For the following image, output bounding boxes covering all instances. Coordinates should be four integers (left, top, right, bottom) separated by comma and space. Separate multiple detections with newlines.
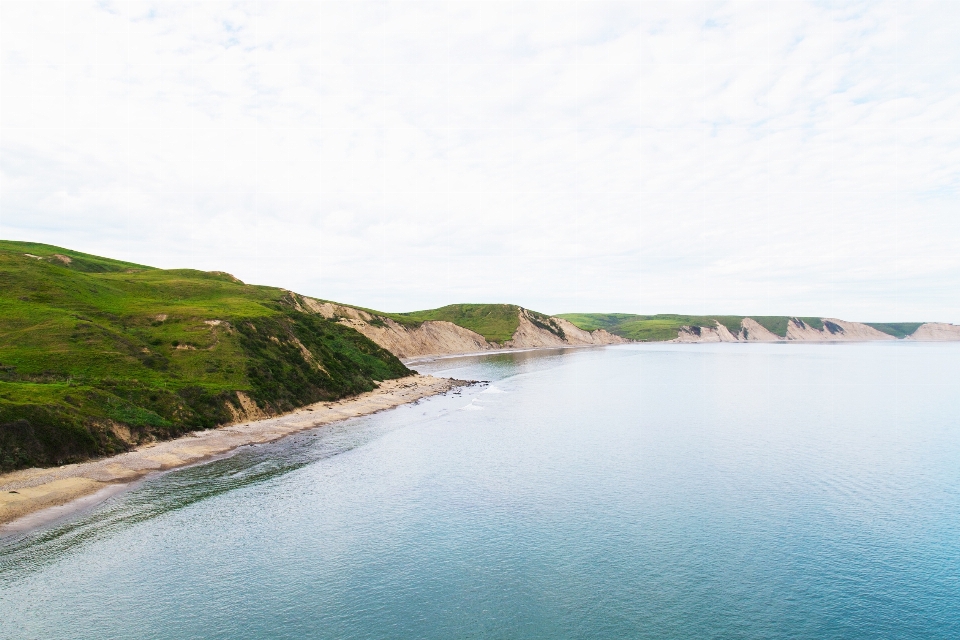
1, 343, 959, 639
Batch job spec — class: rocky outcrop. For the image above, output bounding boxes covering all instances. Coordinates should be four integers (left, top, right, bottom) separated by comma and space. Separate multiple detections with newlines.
295, 298, 626, 360
906, 323, 960, 341
739, 318, 782, 341
504, 310, 627, 349
675, 324, 731, 343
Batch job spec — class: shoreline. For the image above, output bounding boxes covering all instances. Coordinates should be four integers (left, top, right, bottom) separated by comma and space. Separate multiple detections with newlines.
0, 374, 468, 532
3, 339, 945, 534
401, 338, 960, 366
402, 343, 610, 365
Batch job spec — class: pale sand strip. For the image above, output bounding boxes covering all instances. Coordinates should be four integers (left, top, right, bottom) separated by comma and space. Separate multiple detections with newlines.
0, 375, 466, 528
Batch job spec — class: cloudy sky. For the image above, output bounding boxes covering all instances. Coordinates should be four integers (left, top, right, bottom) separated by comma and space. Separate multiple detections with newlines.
1, 1, 958, 320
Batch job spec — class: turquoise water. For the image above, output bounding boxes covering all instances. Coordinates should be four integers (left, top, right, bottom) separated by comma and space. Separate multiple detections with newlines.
2, 343, 959, 639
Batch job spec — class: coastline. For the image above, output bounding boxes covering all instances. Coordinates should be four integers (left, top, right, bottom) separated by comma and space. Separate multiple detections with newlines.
400, 335, 960, 366
400, 338, 936, 367
401, 343, 610, 365
0, 374, 467, 531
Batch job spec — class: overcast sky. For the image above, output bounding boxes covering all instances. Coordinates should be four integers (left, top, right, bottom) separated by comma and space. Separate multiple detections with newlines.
2, 1, 958, 320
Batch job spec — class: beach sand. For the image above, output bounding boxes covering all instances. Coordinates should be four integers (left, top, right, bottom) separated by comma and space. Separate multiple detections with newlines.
0, 375, 467, 529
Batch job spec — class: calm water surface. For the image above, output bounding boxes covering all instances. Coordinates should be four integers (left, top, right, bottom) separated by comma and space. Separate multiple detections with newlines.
1, 343, 959, 639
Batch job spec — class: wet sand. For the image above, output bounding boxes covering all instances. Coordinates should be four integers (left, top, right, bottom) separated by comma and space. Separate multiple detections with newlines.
0, 375, 466, 530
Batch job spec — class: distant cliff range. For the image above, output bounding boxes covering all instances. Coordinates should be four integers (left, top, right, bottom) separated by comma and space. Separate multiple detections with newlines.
555, 314, 960, 344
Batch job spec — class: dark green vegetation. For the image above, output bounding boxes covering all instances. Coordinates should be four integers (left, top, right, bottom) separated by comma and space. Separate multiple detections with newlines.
558, 313, 922, 341
386, 304, 522, 344
865, 323, 925, 339
0, 241, 409, 472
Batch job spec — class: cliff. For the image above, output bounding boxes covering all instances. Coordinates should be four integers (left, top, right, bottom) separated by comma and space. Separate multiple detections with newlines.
288, 297, 627, 360
905, 323, 960, 341
674, 318, 895, 342
560, 313, 960, 344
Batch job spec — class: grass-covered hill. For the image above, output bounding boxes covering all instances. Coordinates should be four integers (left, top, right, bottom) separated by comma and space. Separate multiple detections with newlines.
384, 304, 521, 344
349, 303, 570, 346
0, 241, 410, 472
556, 314, 923, 341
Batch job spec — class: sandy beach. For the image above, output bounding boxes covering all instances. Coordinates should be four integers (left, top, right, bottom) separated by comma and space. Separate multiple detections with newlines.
0, 374, 467, 530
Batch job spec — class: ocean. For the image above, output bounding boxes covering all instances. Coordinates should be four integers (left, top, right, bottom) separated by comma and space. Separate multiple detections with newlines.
2, 343, 959, 639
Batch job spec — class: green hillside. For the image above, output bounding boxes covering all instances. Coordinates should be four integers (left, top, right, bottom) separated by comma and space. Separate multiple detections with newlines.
0, 241, 410, 472
864, 323, 924, 339
385, 304, 522, 344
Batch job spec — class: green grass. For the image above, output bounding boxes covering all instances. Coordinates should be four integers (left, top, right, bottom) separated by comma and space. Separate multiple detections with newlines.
0, 240, 410, 472
7, 240, 153, 273
553, 313, 637, 333
385, 304, 522, 344
348, 303, 567, 344
864, 323, 925, 339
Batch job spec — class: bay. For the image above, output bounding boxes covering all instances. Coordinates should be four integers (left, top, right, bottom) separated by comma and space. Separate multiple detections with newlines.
1, 343, 959, 639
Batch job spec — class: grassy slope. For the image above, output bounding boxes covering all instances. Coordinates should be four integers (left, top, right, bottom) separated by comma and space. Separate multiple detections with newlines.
864, 323, 924, 339
0, 241, 409, 471
384, 304, 522, 344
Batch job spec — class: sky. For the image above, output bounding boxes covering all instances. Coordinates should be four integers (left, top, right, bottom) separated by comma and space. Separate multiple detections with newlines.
1, 1, 959, 321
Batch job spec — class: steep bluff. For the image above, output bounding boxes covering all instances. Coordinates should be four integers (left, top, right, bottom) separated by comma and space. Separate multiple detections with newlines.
288, 297, 627, 360
289, 296, 960, 353
905, 323, 960, 341
673, 318, 958, 343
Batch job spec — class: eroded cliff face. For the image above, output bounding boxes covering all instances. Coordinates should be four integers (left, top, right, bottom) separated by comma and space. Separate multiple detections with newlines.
293, 299, 626, 360
286, 293, 958, 352
785, 319, 894, 341
739, 318, 782, 341
674, 324, 730, 343
504, 310, 628, 350
906, 323, 960, 341
675, 318, 896, 343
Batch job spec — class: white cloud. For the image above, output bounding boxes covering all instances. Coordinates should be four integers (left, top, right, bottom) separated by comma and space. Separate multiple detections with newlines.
1, 0, 959, 321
